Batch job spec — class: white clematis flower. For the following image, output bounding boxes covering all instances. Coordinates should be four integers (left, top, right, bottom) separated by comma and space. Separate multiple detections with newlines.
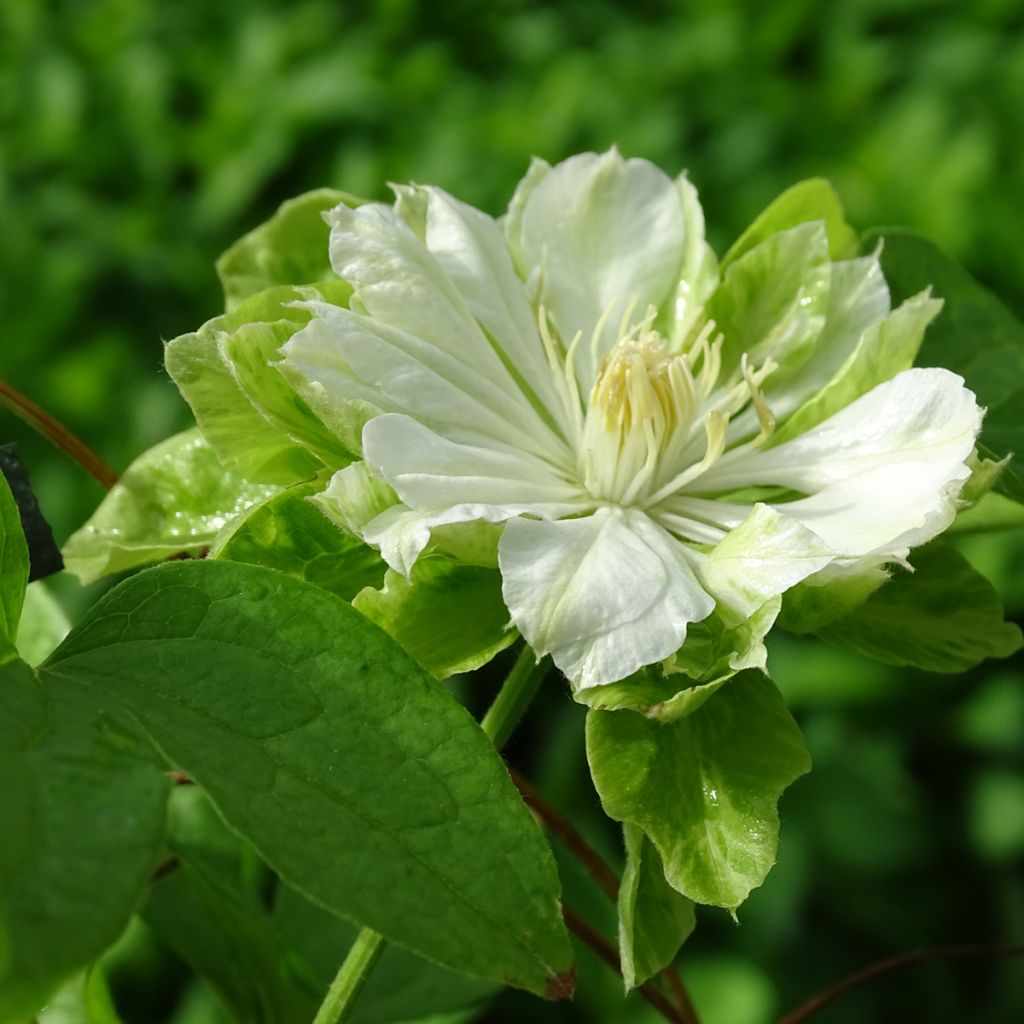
283, 150, 983, 690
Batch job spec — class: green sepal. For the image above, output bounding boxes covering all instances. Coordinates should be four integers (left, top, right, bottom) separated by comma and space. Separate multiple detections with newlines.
586, 672, 811, 911
618, 823, 695, 991
62, 429, 277, 584
814, 543, 1023, 673
217, 188, 362, 308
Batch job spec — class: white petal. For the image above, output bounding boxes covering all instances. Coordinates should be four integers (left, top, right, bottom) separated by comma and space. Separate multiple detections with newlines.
499, 507, 714, 688
285, 303, 569, 462
511, 150, 687, 392
665, 172, 719, 348
327, 201, 525, 389
363, 414, 591, 512
698, 368, 981, 494
419, 186, 574, 439
695, 504, 833, 620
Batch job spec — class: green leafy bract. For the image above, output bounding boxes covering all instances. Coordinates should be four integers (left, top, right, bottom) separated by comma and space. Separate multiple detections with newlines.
353, 554, 516, 679
586, 672, 811, 911
212, 483, 386, 601
217, 188, 359, 308
722, 178, 858, 269
816, 543, 1023, 672
618, 824, 695, 991
165, 283, 355, 486
62, 429, 276, 584
864, 228, 1024, 504
43, 561, 573, 998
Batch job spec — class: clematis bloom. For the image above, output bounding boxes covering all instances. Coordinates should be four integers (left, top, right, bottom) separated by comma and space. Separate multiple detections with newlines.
282, 151, 982, 690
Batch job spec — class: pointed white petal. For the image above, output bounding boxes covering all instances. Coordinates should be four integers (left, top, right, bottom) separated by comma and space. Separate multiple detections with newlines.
419, 186, 573, 438
665, 172, 719, 348
362, 414, 591, 512
499, 507, 714, 689
511, 150, 687, 392
698, 368, 981, 494
284, 303, 569, 462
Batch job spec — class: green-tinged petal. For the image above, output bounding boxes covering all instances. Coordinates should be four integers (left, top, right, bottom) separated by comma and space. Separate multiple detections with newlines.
586, 672, 811, 910
708, 222, 831, 387
217, 188, 360, 308
15, 583, 69, 668
695, 504, 832, 620
353, 554, 516, 678
772, 289, 941, 445
816, 543, 1022, 672
509, 149, 688, 392
499, 507, 714, 689
62, 430, 276, 584
722, 178, 858, 269
314, 462, 400, 537
211, 483, 386, 601
664, 173, 719, 349
618, 823, 695, 991
165, 284, 353, 484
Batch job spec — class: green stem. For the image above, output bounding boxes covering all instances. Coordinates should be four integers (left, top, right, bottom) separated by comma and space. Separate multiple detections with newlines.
480, 645, 549, 748
310, 643, 548, 1024
311, 927, 386, 1024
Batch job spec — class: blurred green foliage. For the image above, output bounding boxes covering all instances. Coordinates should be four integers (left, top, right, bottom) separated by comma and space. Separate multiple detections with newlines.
2, 1, 1023, 1022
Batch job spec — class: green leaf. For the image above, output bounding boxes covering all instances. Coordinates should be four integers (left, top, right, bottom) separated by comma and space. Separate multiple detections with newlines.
815, 543, 1023, 672
863, 228, 1024, 504
586, 672, 811, 911
618, 824, 695, 991
62, 429, 276, 584
0, 473, 28, 658
165, 284, 354, 486
37, 968, 124, 1024
0, 659, 169, 1022
722, 178, 858, 269
353, 554, 516, 679
213, 484, 386, 602
15, 582, 70, 667
45, 562, 573, 997
216, 188, 358, 308
273, 883, 497, 1024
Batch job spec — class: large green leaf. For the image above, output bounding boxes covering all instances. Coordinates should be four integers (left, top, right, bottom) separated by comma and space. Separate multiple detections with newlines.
816, 543, 1022, 672
0, 659, 169, 1022
45, 562, 573, 997
617, 824, 695, 991
353, 554, 516, 679
216, 188, 357, 308
586, 673, 811, 911
213, 484, 386, 601
863, 228, 1024, 503
62, 429, 276, 584
0, 473, 28, 658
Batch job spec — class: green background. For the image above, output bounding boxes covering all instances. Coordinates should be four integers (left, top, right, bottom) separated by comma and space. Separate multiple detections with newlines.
2, 1, 1023, 1021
